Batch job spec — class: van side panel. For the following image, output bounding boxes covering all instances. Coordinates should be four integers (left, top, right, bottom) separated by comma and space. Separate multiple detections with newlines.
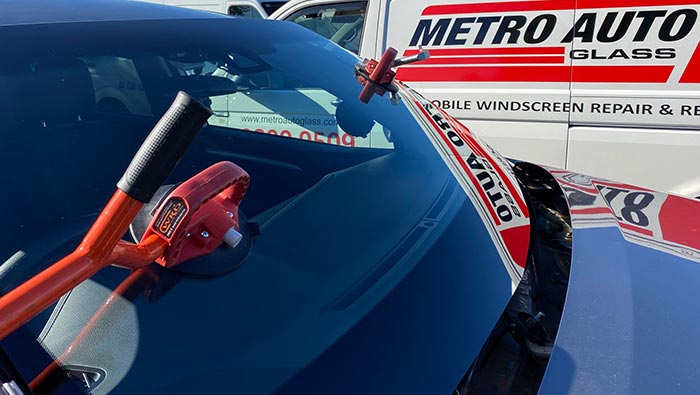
385, 0, 576, 168
568, 126, 700, 197
462, 119, 568, 167
567, 2, 700, 194
274, 0, 700, 194
569, 2, 700, 130
385, 0, 700, 194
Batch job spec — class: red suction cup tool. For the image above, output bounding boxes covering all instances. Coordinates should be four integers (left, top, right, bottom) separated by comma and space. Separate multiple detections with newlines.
140, 161, 250, 268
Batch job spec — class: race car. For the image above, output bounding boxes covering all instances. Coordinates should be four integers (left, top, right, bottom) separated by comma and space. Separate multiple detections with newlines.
0, 1, 699, 394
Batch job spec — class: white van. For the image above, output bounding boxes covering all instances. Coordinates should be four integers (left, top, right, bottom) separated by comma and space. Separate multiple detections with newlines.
140, 0, 288, 18
271, 0, 700, 197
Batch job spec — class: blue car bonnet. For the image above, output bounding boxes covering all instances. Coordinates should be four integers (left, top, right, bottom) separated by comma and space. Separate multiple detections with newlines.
541, 170, 700, 394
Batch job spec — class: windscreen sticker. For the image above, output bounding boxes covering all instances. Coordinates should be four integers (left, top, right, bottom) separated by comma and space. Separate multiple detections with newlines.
548, 169, 700, 262
400, 85, 530, 280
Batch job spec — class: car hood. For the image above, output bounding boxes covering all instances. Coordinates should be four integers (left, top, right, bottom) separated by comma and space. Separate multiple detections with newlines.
540, 169, 700, 394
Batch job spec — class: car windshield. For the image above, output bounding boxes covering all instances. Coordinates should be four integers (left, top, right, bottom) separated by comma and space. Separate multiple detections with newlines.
0, 18, 514, 394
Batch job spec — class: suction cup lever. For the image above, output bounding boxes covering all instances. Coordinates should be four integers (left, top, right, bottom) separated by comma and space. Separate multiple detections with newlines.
392, 47, 430, 67
139, 161, 250, 268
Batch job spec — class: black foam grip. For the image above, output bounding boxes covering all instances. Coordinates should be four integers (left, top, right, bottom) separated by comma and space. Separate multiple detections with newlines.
117, 92, 213, 203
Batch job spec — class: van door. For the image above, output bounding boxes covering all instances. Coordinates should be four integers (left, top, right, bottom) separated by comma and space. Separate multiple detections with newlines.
566, 2, 700, 195
384, 0, 576, 169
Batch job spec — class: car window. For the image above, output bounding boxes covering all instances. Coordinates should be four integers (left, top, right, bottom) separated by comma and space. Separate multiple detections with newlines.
85, 56, 152, 116
206, 66, 392, 148
228, 4, 264, 18
159, 38, 391, 148
287, 2, 367, 54
210, 88, 393, 148
262, 1, 287, 15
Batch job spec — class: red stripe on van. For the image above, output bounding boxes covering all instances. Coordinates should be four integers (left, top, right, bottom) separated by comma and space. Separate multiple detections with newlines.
397, 65, 570, 82
422, 0, 572, 15
572, 65, 673, 82
396, 65, 672, 82
422, 0, 700, 15
403, 47, 566, 56
578, 0, 700, 10
418, 55, 566, 65
680, 42, 700, 83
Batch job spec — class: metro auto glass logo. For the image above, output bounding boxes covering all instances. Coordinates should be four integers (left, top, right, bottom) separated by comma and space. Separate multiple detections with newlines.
396, 0, 700, 83
154, 198, 188, 238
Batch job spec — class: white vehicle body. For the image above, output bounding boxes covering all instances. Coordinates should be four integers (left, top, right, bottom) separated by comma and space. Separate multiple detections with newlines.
271, 0, 700, 197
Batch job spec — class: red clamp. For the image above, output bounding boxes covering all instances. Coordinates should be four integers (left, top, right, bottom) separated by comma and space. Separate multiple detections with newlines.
140, 161, 250, 268
356, 47, 430, 104
357, 47, 398, 103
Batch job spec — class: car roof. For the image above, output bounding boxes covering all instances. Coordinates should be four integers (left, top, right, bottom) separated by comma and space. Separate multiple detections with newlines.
0, 0, 227, 27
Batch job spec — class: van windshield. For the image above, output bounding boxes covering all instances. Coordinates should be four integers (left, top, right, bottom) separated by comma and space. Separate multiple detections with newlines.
0, 18, 513, 394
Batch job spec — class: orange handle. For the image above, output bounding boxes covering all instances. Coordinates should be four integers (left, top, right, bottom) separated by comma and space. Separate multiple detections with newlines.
0, 191, 146, 340
0, 93, 210, 340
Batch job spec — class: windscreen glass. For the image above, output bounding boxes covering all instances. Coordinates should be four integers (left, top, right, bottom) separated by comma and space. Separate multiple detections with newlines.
0, 18, 513, 394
